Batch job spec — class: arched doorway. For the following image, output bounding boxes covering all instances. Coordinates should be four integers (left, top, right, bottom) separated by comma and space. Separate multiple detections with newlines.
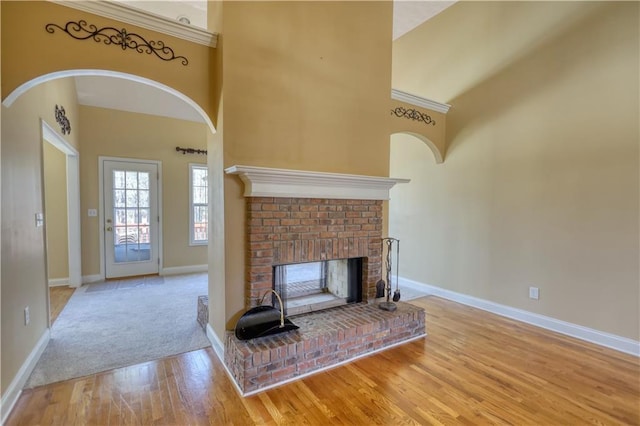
3, 70, 217, 281
2, 70, 219, 387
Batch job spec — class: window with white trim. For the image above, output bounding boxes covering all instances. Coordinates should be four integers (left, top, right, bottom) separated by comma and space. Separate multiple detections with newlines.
189, 164, 208, 245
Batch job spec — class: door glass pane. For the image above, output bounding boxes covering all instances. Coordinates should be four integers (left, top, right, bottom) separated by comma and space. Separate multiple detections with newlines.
112, 170, 152, 263
126, 190, 138, 206
139, 190, 149, 208
139, 226, 150, 244
139, 208, 150, 225
126, 209, 137, 225
125, 171, 138, 189
138, 172, 149, 189
114, 171, 125, 189
115, 209, 126, 226
114, 226, 127, 244
114, 190, 126, 207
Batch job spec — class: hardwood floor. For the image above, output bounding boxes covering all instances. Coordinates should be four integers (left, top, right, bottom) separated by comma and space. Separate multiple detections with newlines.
49, 286, 75, 324
7, 296, 639, 425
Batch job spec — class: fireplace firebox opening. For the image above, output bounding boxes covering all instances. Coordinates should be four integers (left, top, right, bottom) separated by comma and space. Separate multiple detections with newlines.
273, 258, 363, 316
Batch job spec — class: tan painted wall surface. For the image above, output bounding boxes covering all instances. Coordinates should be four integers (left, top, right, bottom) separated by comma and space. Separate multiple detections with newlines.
1, 5, 3, 392
219, 1, 393, 332
390, 2, 639, 340
1, 1, 214, 121
43, 142, 69, 281
206, 0, 226, 338
1, 77, 79, 394
79, 106, 208, 276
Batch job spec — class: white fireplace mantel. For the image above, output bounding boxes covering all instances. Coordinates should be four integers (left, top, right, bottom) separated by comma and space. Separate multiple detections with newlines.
224, 165, 410, 200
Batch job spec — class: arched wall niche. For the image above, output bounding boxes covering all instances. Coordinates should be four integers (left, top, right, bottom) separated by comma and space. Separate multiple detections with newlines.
389, 99, 447, 163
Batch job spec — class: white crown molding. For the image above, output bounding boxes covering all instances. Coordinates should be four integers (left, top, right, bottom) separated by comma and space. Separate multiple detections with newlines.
392, 89, 451, 114
51, 0, 218, 48
225, 165, 410, 201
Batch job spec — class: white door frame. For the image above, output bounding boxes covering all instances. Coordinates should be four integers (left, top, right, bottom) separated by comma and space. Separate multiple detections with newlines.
98, 156, 163, 279
41, 120, 82, 288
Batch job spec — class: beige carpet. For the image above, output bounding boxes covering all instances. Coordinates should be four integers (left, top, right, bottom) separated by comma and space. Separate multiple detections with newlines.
25, 273, 209, 388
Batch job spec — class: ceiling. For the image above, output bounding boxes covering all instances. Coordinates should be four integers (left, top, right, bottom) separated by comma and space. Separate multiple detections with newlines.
74, 76, 205, 123
75, 1, 455, 124
115, 0, 454, 40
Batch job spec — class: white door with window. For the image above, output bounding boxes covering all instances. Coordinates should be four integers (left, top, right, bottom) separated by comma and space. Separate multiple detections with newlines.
103, 159, 160, 278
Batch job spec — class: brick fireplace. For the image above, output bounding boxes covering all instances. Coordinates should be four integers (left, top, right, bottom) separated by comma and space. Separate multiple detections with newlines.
224, 166, 425, 395
246, 196, 382, 309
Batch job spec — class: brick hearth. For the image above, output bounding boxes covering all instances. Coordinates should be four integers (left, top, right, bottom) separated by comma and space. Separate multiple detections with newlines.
225, 302, 426, 394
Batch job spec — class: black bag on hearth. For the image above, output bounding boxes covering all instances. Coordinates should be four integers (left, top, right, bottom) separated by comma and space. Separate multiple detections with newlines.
234, 290, 299, 340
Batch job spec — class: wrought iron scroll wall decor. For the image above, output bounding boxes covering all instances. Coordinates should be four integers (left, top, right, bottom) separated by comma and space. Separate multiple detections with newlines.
176, 146, 207, 155
45, 20, 189, 66
55, 105, 71, 135
391, 106, 436, 126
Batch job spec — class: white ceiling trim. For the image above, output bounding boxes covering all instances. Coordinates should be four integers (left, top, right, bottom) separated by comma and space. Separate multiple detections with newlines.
51, 0, 217, 48
392, 89, 451, 114
225, 165, 410, 201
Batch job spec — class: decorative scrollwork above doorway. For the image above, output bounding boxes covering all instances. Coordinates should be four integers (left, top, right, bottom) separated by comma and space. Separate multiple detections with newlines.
45, 20, 189, 66
390, 106, 436, 126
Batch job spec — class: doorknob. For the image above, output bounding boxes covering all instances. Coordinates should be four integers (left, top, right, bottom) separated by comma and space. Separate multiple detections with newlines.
106, 226, 113, 231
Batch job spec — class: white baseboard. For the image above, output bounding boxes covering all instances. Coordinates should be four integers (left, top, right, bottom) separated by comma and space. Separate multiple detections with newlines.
398, 276, 640, 357
48, 278, 70, 287
206, 323, 225, 362
1, 329, 50, 425
82, 274, 102, 284
205, 324, 247, 396
161, 264, 208, 276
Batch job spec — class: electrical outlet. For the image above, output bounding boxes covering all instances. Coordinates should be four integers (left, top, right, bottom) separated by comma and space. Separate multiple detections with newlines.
24, 306, 30, 325
529, 287, 539, 300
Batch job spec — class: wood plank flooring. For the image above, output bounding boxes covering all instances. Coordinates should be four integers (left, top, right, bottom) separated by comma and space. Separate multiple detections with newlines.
49, 286, 75, 324
7, 296, 639, 425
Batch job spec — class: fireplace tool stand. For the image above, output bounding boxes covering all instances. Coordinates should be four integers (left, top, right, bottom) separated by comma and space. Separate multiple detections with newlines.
379, 237, 400, 312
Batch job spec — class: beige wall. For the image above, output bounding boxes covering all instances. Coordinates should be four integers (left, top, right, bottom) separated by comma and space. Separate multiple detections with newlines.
1, 77, 79, 394
79, 106, 208, 276
390, 2, 639, 340
217, 1, 393, 334
206, 0, 226, 339
43, 142, 69, 281
1, 6, 3, 387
